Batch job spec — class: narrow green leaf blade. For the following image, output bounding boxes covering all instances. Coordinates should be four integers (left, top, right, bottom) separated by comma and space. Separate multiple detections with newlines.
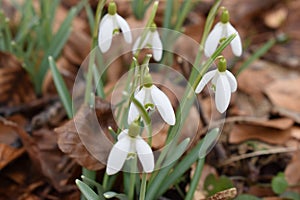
76, 179, 99, 200
199, 128, 220, 158
48, 56, 73, 118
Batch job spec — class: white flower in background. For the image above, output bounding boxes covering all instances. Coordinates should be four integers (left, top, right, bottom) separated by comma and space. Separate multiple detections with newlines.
204, 8, 242, 57
195, 57, 237, 113
128, 74, 176, 125
98, 2, 132, 53
132, 23, 163, 61
106, 122, 154, 175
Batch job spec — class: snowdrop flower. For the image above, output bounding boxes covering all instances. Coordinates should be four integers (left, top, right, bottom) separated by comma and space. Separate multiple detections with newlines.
195, 57, 237, 113
132, 23, 163, 61
128, 73, 176, 125
98, 2, 132, 53
204, 8, 242, 57
106, 122, 154, 175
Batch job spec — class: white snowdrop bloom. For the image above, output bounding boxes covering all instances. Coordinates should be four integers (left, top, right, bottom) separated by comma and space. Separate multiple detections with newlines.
106, 123, 154, 175
204, 8, 242, 57
98, 2, 132, 53
128, 74, 175, 125
132, 23, 163, 61
195, 57, 237, 113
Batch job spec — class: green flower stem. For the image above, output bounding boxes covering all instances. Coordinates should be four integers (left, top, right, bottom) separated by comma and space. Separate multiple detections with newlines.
184, 158, 205, 200
82, 0, 106, 196
102, 172, 109, 191
174, 0, 194, 31
140, 173, 148, 200
133, 1, 159, 58
149, 34, 236, 186
193, 0, 221, 69
128, 158, 137, 200
115, 0, 158, 128
84, 0, 106, 104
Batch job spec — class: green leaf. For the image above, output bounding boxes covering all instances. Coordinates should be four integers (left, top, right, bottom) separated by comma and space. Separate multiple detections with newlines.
234, 194, 261, 200
48, 56, 73, 118
164, 138, 190, 165
237, 38, 276, 76
81, 175, 105, 198
204, 174, 234, 197
147, 136, 206, 199
103, 191, 128, 200
271, 172, 288, 195
280, 191, 300, 200
199, 128, 220, 158
37, 5, 80, 93
76, 179, 99, 200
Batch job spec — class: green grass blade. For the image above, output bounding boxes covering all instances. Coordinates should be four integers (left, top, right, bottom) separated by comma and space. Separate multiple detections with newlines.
48, 56, 73, 118
76, 179, 100, 200
237, 38, 276, 76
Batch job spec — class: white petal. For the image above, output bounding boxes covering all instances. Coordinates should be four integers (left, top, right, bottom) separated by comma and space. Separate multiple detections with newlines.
226, 23, 242, 56
106, 136, 131, 175
151, 85, 175, 125
195, 69, 217, 93
204, 23, 223, 57
128, 88, 146, 124
116, 14, 132, 43
215, 74, 231, 113
151, 31, 163, 61
225, 70, 237, 92
136, 137, 154, 173
117, 129, 128, 140
98, 15, 114, 53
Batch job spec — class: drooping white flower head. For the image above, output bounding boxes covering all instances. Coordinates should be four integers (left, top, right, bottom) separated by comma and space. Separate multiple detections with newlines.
204, 8, 242, 57
98, 2, 132, 53
195, 57, 237, 113
106, 122, 154, 175
132, 23, 163, 61
128, 74, 176, 125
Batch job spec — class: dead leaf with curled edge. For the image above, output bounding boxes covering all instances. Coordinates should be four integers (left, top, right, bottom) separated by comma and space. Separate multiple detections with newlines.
0, 116, 76, 193
0, 115, 26, 170
55, 97, 117, 171
0, 51, 36, 106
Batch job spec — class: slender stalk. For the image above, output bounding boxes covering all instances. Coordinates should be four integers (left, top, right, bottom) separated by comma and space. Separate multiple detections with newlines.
184, 158, 205, 200
82, 0, 106, 197
140, 173, 148, 200
102, 173, 109, 191
84, 0, 106, 104
128, 158, 137, 200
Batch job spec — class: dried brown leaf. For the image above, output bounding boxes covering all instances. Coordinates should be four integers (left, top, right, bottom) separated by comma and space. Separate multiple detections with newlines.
229, 124, 291, 144
0, 115, 26, 170
63, 31, 91, 65
0, 117, 76, 193
265, 78, 300, 113
55, 97, 116, 170
285, 152, 300, 193
0, 51, 36, 106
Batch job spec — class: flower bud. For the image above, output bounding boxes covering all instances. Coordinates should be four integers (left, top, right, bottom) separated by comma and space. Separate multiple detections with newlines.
220, 7, 230, 24
128, 121, 140, 137
217, 57, 227, 72
143, 74, 153, 88
108, 2, 117, 15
